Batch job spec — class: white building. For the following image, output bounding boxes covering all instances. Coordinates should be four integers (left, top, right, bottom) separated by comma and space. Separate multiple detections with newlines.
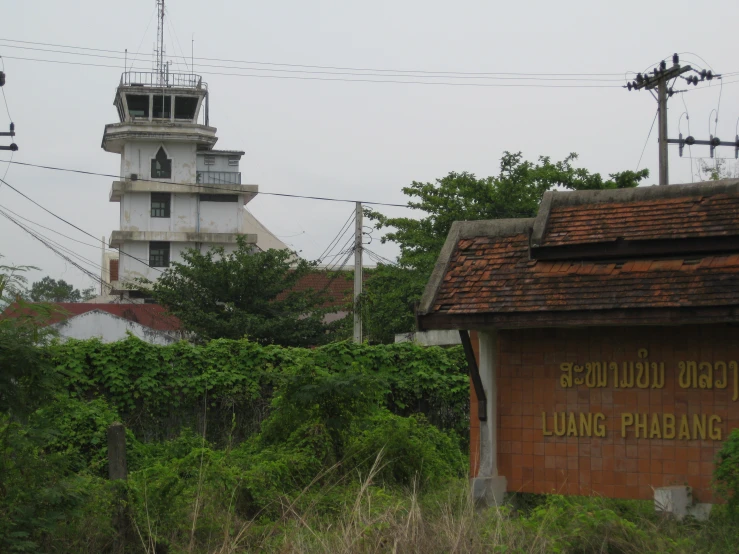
102, 70, 288, 293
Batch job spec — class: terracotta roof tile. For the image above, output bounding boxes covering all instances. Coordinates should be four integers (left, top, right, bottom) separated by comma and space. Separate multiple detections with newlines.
429, 232, 739, 316
540, 193, 739, 246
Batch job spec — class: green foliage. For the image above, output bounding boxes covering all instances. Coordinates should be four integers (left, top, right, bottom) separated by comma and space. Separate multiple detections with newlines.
347, 411, 467, 488
49, 336, 470, 445
29, 394, 120, 475
145, 238, 342, 346
0, 261, 61, 419
26, 276, 96, 303
362, 153, 649, 342
0, 415, 113, 553
521, 495, 681, 553
262, 364, 384, 460
714, 428, 739, 515
699, 158, 739, 181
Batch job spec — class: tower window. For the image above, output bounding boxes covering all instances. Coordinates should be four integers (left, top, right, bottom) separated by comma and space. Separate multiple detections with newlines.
174, 96, 198, 120
153, 95, 172, 119
149, 242, 170, 267
151, 193, 171, 218
200, 194, 238, 202
127, 94, 150, 118
151, 147, 172, 179
203, 155, 215, 165
228, 156, 239, 166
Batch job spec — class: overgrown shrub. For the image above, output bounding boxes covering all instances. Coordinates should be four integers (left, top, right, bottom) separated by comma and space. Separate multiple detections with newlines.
347, 411, 467, 488
714, 428, 739, 516
49, 337, 469, 446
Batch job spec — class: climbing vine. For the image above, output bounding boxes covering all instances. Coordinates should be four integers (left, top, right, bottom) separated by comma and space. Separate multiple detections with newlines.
49, 338, 469, 444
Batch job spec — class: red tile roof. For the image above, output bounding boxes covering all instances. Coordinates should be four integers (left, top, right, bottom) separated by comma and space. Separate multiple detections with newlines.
432, 234, 739, 314
540, 193, 739, 247
2, 303, 181, 331
289, 270, 369, 309
419, 180, 739, 328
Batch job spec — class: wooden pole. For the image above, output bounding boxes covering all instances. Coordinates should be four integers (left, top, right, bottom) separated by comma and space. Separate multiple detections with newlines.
353, 202, 363, 343
108, 422, 128, 552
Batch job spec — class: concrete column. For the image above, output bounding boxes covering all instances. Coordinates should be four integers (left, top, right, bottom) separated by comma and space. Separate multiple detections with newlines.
471, 329, 507, 506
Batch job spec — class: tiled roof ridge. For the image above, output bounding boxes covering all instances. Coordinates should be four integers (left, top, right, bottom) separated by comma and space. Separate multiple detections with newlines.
531, 178, 739, 247
418, 218, 535, 315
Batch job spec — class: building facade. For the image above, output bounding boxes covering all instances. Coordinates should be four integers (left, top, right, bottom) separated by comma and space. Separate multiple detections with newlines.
102, 71, 261, 290
418, 179, 739, 507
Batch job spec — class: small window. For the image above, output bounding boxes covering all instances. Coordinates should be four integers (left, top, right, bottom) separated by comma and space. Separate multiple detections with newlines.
174, 96, 198, 120
127, 94, 150, 118
228, 156, 239, 166
151, 192, 171, 218
149, 242, 170, 267
151, 147, 172, 179
200, 194, 238, 202
153, 95, 172, 119
203, 155, 215, 165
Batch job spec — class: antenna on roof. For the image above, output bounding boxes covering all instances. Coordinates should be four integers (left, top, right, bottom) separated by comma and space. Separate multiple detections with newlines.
155, 0, 166, 85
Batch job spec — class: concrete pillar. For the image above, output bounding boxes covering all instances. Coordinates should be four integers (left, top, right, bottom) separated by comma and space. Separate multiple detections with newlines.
471, 329, 507, 506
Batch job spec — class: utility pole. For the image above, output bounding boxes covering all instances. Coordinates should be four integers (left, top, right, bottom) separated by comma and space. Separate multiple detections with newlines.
625, 54, 692, 185
0, 71, 18, 153
657, 82, 669, 186
626, 54, 732, 182
353, 202, 363, 344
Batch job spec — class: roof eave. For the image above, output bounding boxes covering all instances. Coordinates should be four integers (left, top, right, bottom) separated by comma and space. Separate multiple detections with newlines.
417, 218, 535, 316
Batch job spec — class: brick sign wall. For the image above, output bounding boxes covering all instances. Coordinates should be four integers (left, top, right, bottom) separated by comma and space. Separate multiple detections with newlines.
469, 324, 739, 502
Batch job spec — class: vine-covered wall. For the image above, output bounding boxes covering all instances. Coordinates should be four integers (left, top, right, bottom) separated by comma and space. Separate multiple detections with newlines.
49, 337, 469, 445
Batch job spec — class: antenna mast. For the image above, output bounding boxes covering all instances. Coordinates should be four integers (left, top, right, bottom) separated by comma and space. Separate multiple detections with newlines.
155, 0, 166, 84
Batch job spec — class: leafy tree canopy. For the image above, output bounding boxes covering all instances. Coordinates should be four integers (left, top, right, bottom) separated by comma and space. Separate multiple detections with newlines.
26, 276, 95, 303
362, 152, 649, 343
146, 237, 341, 346
0, 259, 59, 418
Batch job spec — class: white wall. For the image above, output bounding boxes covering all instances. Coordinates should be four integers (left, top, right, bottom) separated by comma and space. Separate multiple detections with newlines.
118, 240, 241, 284
199, 198, 243, 233
120, 141, 197, 184
120, 192, 242, 234
52, 310, 176, 345
121, 192, 199, 233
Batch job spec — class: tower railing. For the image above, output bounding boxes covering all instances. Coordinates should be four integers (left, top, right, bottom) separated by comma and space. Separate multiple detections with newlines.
197, 171, 242, 185
120, 71, 206, 90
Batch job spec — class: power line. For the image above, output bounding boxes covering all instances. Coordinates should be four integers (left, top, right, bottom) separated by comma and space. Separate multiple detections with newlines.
0, 175, 163, 273
0, 37, 645, 77
0, 44, 629, 82
127, 4, 158, 72
316, 210, 355, 263
364, 247, 397, 266
0, 207, 108, 290
635, 108, 659, 172
0, 55, 630, 89
0, 159, 415, 208
0, 202, 114, 250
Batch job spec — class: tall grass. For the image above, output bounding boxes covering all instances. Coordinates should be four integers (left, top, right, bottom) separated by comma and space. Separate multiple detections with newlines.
119, 453, 739, 554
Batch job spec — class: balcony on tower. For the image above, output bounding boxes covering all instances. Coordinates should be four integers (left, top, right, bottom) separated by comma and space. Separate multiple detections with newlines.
101, 71, 217, 156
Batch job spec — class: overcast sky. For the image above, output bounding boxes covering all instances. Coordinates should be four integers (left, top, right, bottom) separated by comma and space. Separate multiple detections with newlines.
1, 0, 737, 291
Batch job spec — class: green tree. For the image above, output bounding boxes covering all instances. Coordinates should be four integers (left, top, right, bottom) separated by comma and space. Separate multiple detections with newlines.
146, 237, 341, 346
0, 261, 59, 418
363, 152, 649, 343
26, 276, 96, 303
699, 158, 739, 181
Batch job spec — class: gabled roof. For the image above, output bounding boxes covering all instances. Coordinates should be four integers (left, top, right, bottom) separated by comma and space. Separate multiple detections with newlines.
418, 179, 739, 329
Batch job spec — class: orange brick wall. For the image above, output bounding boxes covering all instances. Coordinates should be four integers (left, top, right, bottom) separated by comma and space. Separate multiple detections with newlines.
470, 324, 739, 502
